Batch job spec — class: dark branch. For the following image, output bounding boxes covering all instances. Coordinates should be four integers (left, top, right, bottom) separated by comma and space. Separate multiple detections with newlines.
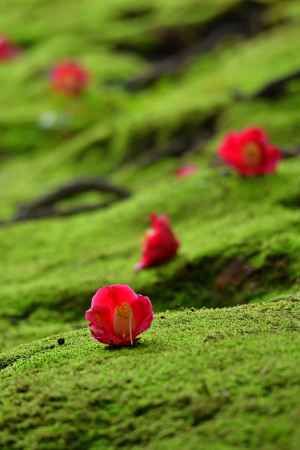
0, 177, 131, 226
281, 147, 300, 159
124, 1, 269, 91
253, 69, 300, 100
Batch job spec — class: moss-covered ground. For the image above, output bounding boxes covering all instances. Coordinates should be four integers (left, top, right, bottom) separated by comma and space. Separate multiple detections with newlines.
1, 300, 300, 450
1, 0, 300, 448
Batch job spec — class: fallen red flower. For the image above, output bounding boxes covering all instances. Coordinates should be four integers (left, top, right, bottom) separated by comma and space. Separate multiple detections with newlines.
218, 127, 281, 176
175, 164, 198, 178
50, 61, 89, 96
85, 284, 153, 346
135, 213, 180, 270
0, 36, 19, 62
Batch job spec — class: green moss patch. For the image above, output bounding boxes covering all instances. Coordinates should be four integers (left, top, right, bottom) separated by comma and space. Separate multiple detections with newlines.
0, 299, 299, 450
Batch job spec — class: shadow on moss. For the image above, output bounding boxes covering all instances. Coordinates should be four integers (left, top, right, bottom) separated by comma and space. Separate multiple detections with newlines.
145, 252, 293, 311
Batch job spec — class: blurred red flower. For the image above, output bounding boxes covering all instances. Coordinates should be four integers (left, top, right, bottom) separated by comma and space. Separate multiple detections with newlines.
85, 284, 153, 346
0, 36, 19, 62
218, 127, 281, 176
50, 61, 89, 96
175, 164, 198, 178
135, 213, 180, 270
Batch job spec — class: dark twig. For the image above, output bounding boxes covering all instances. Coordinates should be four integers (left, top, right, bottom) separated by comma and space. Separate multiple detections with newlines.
137, 133, 209, 167
126, 30, 225, 91
281, 147, 300, 159
0, 177, 131, 226
124, 1, 269, 91
136, 111, 219, 167
232, 69, 300, 102
252, 69, 300, 100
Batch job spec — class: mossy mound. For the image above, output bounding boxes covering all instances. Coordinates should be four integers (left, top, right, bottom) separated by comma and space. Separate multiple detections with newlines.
2, 157, 300, 349
1, 299, 300, 450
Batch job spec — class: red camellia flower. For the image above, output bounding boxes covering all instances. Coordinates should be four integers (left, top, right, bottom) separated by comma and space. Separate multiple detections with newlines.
135, 213, 180, 271
175, 164, 198, 178
218, 127, 281, 176
50, 61, 89, 96
0, 35, 19, 62
85, 284, 154, 346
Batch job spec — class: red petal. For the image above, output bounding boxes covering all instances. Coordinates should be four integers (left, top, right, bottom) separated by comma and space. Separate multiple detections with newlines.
131, 295, 154, 336
91, 285, 137, 312
85, 304, 116, 345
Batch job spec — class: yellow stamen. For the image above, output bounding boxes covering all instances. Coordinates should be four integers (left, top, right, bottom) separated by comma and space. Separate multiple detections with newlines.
113, 303, 134, 345
243, 143, 262, 167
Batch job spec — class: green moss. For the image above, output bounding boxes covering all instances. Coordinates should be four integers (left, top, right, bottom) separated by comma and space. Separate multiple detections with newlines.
1, 157, 300, 349
0, 0, 299, 165
0, 299, 299, 450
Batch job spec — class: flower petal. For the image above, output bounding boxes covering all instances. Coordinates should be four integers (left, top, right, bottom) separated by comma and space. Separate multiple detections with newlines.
131, 295, 154, 337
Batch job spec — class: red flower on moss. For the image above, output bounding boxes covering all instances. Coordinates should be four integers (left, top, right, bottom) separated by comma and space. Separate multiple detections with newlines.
218, 127, 281, 176
135, 213, 180, 271
175, 164, 198, 178
50, 61, 89, 96
0, 36, 19, 62
85, 284, 153, 346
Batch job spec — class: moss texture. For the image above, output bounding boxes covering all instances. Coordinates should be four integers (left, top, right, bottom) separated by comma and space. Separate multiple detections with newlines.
1, 0, 300, 448
1, 299, 300, 450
